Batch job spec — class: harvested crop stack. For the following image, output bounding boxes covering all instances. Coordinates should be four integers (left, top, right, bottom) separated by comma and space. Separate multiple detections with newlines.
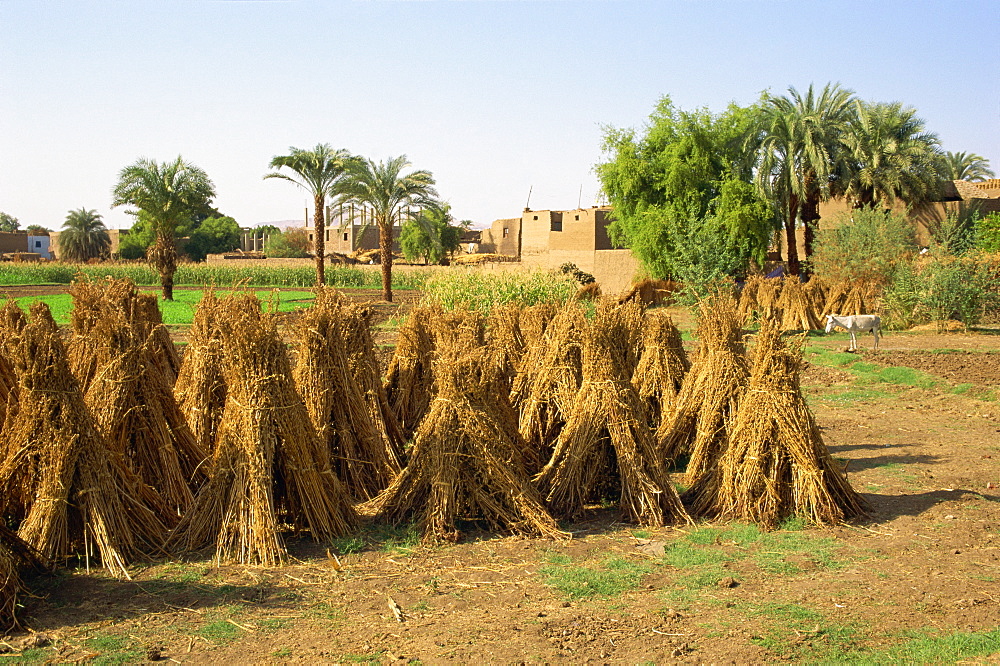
486, 303, 525, 393
619, 278, 679, 307
632, 312, 690, 430
365, 311, 566, 543
685, 320, 869, 527
0, 303, 166, 575
384, 306, 437, 441
513, 304, 586, 466
169, 296, 357, 565
518, 302, 558, 352
293, 287, 401, 500
575, 282, 601, 301
68, 278, 206, 516
740, 276, 782, 324
174, 290, 229, 453
0, 524, 38, 629
822, 279, 881, 317
659, 292, 749, 486
536, 303, 690, 526
68, 276, 180, 388
777, 278, 823, 331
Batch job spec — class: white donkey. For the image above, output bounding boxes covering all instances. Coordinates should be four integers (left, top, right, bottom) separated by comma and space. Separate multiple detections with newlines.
825, 314, 881, 351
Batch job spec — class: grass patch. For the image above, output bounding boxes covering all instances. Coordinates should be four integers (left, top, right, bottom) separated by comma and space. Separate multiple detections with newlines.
84, 635, 145, 665
196, 620, 241, 644
541, 556, 652, 599
820, 386, 894, 404
329, 535, 367, 556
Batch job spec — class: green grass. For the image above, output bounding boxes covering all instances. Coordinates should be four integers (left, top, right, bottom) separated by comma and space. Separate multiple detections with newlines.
0, 262, 427, 289
84, 635, 146, 665
12, 289, 316, 326
196, 620, 242, 644
540, 554, 652, 599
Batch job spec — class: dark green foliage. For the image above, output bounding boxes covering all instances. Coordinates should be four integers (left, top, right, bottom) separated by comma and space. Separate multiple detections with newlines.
185, 215, 241, 261
597, 96, 773, 282
974, 212, 1000, 253
558, 262, 595, 285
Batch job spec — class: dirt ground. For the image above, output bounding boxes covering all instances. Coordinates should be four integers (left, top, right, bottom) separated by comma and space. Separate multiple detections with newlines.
2, 294, 999, 664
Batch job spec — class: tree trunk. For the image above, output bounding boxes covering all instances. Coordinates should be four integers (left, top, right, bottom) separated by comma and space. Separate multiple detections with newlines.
800, 169, 821, 276
380, 218, 393, 303
313, 193, 326, 286
785, 193, 800, 277
151, 232, 177, 301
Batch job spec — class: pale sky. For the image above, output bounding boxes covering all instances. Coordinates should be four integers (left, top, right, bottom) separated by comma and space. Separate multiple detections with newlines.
1, 0, 997, 231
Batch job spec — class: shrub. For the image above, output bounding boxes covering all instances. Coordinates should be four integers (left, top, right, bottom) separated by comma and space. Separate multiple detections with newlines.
264, 229, 310, 258
974, 212, 1000, 253
810, 207, 916, 285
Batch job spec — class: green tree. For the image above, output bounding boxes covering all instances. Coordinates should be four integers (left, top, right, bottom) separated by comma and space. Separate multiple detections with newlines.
57, 208, 111, 262
839, 100, 941, 208
25, 225, 50, 235
974, 212, 1000, 252
342, 155, 438, 301
0, 212, 19, 232
758, 83, 856, 275
400, 204, 465, 265
112, 156, 216, 300
265, 144, 354, 286
597, 96, 773, 282
810, 207, 917, 284
938, 151, 996, 182
263, 228, 311, 258
185, 215, 241, 261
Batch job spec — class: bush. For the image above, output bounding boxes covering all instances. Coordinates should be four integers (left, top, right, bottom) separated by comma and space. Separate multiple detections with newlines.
558, 262, 596, 285
264, 229, 310, 258
185, 215, 241, 261
974, 212, 1000, 253
810, 207, 917, 284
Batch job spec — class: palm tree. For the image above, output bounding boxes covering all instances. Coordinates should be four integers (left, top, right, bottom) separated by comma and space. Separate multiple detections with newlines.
57, 208, 110, 262
938, 151, 995, 182
113, 157, 216, 300
757, 83, 856, 275
265, 144, 354, 286
342, 156, 438, 302
839, 100, 941, 208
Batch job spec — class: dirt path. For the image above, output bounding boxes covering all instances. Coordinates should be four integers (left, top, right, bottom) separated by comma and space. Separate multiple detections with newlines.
3, 310, 1000, 663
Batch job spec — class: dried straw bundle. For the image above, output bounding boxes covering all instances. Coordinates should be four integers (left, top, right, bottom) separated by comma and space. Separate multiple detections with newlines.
777, 278, 823, 331
68, 276, 181, 388
536, 303, 690, 526
659, 292, 749, 486
739, 276, 781, 324
168, 296, 357, 565
365, 311, 566, 543
174, 290, 228, 453
0, 523, 38, 629
684, 320, 870, 527
293, 287, 402, 501
822, 279, 882, 317
512, 304, 586, 465
383, 306, 437, 441
0, 303, 166, 576
632, 312, 690, 430
518, 302, 558, 352
485, 304, 526, 394
66, 278, 206, 517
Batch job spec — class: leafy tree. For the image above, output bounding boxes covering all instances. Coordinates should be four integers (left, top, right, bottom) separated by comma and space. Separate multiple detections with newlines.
253, 224, 281, 236
185, 215, 241, 262
400, 205, 465, 265
57, 208, 111, 262
342, 155, 438, 301
113, 156, 216, 300
758, 83, 856, 274
25, 225, 50, 235
839, 100, 941, 208
597, 96, 773, 281
265, 144, 353, 286
0, 212, 19, 232
938, 151, 995, 182
263, 228, 311, 258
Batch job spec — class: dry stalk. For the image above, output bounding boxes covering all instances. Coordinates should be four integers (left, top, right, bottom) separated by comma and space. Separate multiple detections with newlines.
383, 306, 437, 441
632, 311, 689, 430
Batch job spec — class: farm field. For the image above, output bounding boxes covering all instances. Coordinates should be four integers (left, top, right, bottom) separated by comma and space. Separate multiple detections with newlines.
1, 287, 999, 663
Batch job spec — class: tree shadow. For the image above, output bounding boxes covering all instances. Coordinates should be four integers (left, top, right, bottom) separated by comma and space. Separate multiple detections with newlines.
839, 452, 942, 473
859, 488, 1000, 522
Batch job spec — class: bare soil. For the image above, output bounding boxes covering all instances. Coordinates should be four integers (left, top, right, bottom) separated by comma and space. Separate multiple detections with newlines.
3, 303, 1000, 664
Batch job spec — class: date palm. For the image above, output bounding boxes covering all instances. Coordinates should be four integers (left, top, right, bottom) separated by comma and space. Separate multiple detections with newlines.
839, 100, 941, 208
57, 208, 110, 262
113, 157, 216, 300
265, 144, 353, 286
938, 151, 995, 182
758, 83, 855, 274
342, 156, 437, 302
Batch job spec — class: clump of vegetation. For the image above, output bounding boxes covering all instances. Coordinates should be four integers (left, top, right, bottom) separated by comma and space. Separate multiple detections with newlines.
422, 270, 575, 312
809, 207, 917, 285
558, 262, 596, 285
264, 228, 311, 258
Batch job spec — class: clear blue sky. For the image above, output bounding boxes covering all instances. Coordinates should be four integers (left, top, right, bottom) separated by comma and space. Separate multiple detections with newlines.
2, 0, 997, 230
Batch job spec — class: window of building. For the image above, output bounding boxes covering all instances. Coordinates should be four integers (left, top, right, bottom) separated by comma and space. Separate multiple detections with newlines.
503, 227, 509, 238
34, 240, 42, 248
533, 215, 538, 221
574, 214, 580, 221
343, 232, 349, 242
325, 230, 330, 242
551, 219, 562, 232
